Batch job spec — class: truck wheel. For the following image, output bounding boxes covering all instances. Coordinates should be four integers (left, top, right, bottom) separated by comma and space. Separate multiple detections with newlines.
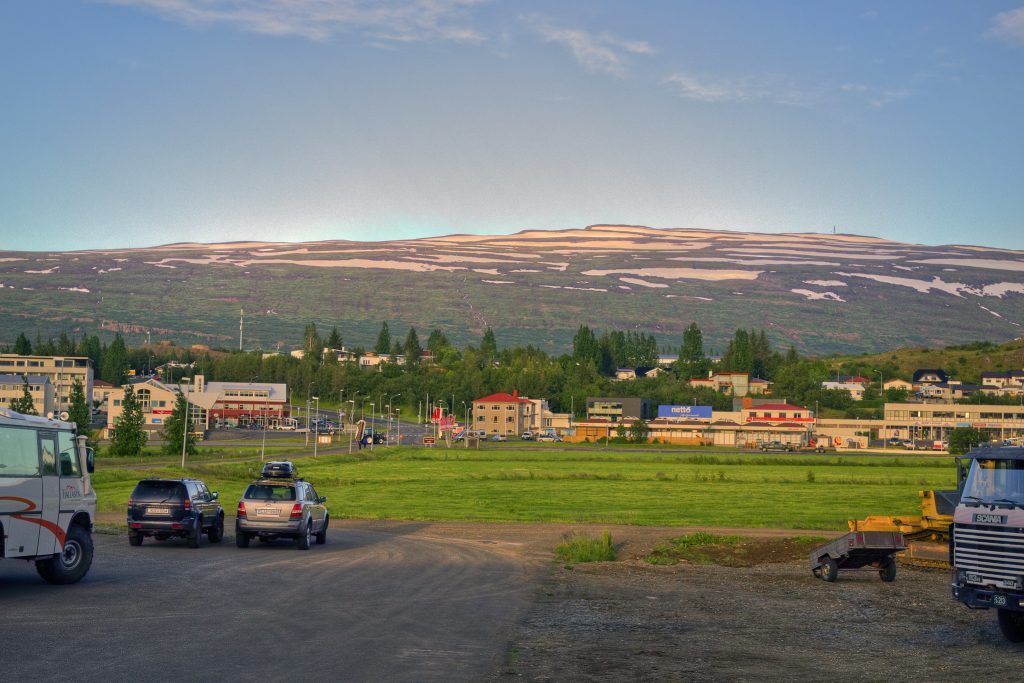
879, 559, 897, 582
128, 530, 143, 546
820, 556, 839, 582
315, 516, 328, 545
998, 609, 1024, 642
187, 517, 202, 548
36, 525, 94, 585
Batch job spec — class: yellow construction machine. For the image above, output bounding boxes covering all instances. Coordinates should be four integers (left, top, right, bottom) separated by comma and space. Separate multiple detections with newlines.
847, 458, 967, 565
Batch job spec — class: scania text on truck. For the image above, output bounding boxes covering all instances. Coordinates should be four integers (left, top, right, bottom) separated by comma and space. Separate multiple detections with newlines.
0, 408, 96, 584
950, 445, 1024, 641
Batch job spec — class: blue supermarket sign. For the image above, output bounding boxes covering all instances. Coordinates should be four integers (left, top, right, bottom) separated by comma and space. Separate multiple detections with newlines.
658, 405, 712, 419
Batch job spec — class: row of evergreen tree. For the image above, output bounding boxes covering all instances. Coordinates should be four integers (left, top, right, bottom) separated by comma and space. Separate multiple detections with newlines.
6, 320, 903, 428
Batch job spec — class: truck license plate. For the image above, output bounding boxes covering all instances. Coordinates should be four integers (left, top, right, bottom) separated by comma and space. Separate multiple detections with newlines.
994, 594, 1008, 607
256, 508, 277, 516
147, 507, 169, 515
967, 572, 982, 584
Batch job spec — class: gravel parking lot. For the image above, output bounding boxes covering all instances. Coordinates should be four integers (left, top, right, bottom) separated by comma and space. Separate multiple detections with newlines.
1, 521, 1017, 681
0, 523, 530, 682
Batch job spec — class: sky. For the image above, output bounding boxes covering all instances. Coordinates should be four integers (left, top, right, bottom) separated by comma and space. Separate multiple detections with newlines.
1, 1, 1023, 251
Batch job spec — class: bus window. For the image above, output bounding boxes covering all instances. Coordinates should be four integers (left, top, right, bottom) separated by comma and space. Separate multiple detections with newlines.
40, 433, 58, 476
0, 425, 41, 477
58, 431, 80, 477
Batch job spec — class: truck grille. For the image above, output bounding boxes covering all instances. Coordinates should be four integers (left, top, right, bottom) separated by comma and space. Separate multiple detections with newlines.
955, 523, 1024, 586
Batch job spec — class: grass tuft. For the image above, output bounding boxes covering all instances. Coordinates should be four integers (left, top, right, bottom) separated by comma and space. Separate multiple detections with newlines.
554, 531, 617, 564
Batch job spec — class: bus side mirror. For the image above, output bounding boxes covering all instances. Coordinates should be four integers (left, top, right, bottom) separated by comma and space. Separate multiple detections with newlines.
86, 447, 95, 474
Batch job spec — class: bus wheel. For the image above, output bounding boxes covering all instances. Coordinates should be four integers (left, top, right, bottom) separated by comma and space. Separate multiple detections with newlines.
36, 525, 94, 585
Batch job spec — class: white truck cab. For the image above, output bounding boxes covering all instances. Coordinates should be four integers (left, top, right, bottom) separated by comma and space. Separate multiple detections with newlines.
951, 445, 1024, 641
0, 408, 96, 584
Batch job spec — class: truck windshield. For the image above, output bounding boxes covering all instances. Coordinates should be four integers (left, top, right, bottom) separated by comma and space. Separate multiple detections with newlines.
962, 459, 1024, 505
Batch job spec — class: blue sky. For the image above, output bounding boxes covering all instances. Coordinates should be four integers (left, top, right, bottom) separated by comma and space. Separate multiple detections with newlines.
2, 1, 1022, 251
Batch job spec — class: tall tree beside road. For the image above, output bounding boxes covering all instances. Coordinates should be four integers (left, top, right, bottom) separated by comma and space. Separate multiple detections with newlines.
404, 327, 423, 365
102, 334, 129, 384
109, 385, 147, 456
427, 328, 450, 355
9, 376, 37, 414
481, 327, 497, 356
949, 427, 984, 455
13, 332, 32, 355
628, 418, 650, 444
326, 326, 342, 350
572, 325, 599, 365
375, 322, 392, 355
678, 322, 708, 379
160, 390, 196, 456
68, 378, 92, 440
303, 323, 322, 361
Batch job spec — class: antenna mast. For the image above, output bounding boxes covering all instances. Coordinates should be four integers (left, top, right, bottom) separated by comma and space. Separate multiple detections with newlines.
239, 308, 244, 351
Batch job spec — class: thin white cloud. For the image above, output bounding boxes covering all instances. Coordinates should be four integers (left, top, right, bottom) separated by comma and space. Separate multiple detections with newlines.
663, 71, 815, 106
841, 82, 911, 108
989, 7, 1024, 47
529, 18, 653, 77
101, 0, 488, 43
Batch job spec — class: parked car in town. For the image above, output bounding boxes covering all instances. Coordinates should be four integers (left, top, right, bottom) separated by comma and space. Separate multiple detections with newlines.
127, 478, 224, 548
759, 440, 796, 452
235, 464, 329, 550
536, 434, 562, 442
490, 434, 507, 442
521, 432, 534, 440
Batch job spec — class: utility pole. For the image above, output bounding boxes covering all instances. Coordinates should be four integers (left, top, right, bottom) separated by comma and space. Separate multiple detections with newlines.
239, 309, 244, 351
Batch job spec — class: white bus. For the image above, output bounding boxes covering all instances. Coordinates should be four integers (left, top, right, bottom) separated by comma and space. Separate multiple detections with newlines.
0, 408, 96, 584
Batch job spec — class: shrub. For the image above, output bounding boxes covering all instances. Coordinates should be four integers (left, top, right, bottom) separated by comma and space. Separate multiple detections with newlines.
554, 531, 616, 563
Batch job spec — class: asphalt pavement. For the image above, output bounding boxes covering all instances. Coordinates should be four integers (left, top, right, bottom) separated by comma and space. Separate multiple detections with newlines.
0, 526, 532, 682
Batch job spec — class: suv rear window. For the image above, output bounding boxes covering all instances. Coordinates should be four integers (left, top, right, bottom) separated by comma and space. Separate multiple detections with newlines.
244, 484, 296, 501
133, 481, 183, 500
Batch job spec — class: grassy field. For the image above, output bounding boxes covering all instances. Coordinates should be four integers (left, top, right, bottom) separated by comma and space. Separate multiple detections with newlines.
92, 446, 957, 530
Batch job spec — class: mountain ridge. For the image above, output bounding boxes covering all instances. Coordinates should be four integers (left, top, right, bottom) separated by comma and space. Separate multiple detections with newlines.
1, 224, 1022, 355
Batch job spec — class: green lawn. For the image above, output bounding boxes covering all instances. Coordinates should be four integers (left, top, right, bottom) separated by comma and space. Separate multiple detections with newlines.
92, 447, 957, 530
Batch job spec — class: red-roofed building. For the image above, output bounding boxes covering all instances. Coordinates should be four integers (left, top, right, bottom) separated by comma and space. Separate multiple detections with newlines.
472, 390, 536, 436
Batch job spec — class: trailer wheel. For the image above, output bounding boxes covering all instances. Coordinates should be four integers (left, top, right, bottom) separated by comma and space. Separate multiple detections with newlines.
879, 559, 896, 582
820, 556, 839, 582
998, 609, 1024, 642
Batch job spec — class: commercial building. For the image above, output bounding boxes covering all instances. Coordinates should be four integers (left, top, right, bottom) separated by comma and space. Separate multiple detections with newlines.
0, 374, 56, 417
106, 375, 288, 435
0, 354, 93, 413
585, 397, 653, 423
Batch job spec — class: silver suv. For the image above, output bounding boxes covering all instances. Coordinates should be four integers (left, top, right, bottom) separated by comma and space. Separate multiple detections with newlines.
235, 478, 329, 550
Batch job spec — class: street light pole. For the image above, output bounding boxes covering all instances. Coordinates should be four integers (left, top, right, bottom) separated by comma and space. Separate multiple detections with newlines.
347, 400, 355, 454
369, 403, 375, 451
396, 408, 401, 445
312, 395, 320, 458
305, 381, 313, 447
388, 393, 401, 444
180, 377, 191, 469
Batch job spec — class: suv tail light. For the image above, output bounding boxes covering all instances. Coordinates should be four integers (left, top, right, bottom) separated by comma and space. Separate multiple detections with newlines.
237, 501, 247, 519
289, 503, 302, 520
128, 496, 134, 509
183, 498, 191, 511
